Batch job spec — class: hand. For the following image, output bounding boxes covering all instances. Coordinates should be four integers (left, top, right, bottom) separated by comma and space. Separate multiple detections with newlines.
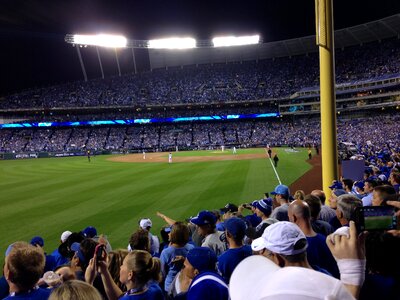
85, 258, 97, 285
326, 221, 366, 260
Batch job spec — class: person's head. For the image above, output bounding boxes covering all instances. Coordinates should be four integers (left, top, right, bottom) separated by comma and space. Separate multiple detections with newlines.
139, 218, 152, 231
288, 200, 311, 226
372, 185, 397, 206
271, 184, 290, 203
254, 199, 273, 218
329, 189, 347, 209
119, 250, 161, 290
311, 190, 326, 205
341, 178, 354, 192
49, 280, 102, 300
293, 190, 305, 201
190, 210, 217, 236
329, 180, 343, 191
303, 194, 322, 220
82, 226, 97, 239
30, 236, 44, 248
54, 266, 76, 282
4, 241, 45, 292
364, 179, 378, 193
129, 229, 151, 252
354, 181, 365, 194
71, 238, 97, 271
169, 222, 190, 247
225, 217, 246, 246
389, 172, 400, 185
230, 255, 354, 300
220, 203, 239, 218
251, 221, 308, 268
60, 231, 72, 244
336, 194, 362, 225
182, 247, 217, 280
108, 249, 129, 291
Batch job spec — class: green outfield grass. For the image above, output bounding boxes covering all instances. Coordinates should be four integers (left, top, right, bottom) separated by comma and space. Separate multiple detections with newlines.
0, 147, 312, 265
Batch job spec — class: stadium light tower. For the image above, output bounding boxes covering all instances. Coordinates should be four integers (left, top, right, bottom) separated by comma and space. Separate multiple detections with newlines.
66, 34, 127, 81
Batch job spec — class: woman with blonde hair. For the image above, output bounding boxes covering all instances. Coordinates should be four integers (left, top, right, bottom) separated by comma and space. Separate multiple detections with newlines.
86, 250, 164, 300
49, 280, 102, 300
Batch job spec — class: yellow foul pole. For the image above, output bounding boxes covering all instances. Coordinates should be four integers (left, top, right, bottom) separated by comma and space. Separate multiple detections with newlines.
315, 0, 339, 197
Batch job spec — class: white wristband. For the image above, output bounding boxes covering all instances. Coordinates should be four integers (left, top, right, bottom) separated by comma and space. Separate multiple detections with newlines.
337, 259, 366, 286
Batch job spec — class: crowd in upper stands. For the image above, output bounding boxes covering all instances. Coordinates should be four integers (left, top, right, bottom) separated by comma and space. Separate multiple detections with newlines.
2, 151, 400, 299
1, 38, 399, 110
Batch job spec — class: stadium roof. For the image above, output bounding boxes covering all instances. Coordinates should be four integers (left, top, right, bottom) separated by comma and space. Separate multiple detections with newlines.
148, 14, 400, 69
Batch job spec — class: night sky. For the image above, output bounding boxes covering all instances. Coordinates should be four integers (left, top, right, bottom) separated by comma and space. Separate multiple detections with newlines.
1, 0, 399, 96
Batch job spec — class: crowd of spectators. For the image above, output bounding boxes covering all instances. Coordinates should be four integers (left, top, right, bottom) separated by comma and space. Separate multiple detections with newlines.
1, 113, 399, 158
2, 165, 400, 299
1, 38, 399, 110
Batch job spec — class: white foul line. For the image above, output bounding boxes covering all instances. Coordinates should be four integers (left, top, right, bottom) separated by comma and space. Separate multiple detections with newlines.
265, 148, 282, 185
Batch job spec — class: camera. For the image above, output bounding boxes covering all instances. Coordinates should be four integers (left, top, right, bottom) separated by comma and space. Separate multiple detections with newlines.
95, 244, 106, 261
354, 206, 397, 232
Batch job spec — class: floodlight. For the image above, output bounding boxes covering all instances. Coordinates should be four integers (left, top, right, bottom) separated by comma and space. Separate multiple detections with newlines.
212, 35, 260, 47
72, 34, 127, 48
148, 37, 196, 49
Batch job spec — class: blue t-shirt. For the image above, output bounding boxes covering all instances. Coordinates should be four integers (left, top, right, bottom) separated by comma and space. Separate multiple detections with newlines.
50, 249, 69, 268
217, 245, 252, 283
0, 276, 9, 299
119, 283, 164, 300
187, 271, 229, 300
306, 234, 340, 279
160, 243, 194, 292
2, 287, 51, 300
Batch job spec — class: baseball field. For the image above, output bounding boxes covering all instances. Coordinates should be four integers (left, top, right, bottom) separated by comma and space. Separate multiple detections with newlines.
0, 147, 313, 264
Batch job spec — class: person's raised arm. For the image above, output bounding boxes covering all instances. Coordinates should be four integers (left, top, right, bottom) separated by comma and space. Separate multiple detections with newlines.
326, 221, 366, 299
157, 211, 177, 225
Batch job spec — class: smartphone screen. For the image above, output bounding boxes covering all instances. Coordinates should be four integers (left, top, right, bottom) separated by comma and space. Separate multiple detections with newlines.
359, 206, 396, 231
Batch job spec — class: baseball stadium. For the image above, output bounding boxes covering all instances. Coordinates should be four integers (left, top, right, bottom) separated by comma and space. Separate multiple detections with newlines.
1, 1, 400, 299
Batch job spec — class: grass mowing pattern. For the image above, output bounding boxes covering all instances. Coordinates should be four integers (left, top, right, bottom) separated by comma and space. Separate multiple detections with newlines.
0, 148, 311, 265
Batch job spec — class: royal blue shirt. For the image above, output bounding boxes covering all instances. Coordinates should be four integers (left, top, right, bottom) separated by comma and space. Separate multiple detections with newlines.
2, 287, 51, 300
119, 283, 164, 300
217, 245, 252, 283
187, 271, 229, 300
306, 234, 340, 279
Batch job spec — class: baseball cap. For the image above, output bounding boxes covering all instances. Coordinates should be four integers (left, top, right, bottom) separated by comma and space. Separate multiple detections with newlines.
329, 181, 343, 190
5, 243, 15, 257
225, 217, 246, 239
251, 221, 307, 255
190, 210, 217, 226
139, 218, 152, 229
230, 255, 354, 300
332, 189, 347, 197
186, 247, 217, 273
82, 226, 97, 238
220, 203, 239, 213
354, 181, 364, 190
60, 231, 72, 243
271, 184, 290, 198
70, 242, 87, 264
30, 236, 44, 247
254, 199, 273, 216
